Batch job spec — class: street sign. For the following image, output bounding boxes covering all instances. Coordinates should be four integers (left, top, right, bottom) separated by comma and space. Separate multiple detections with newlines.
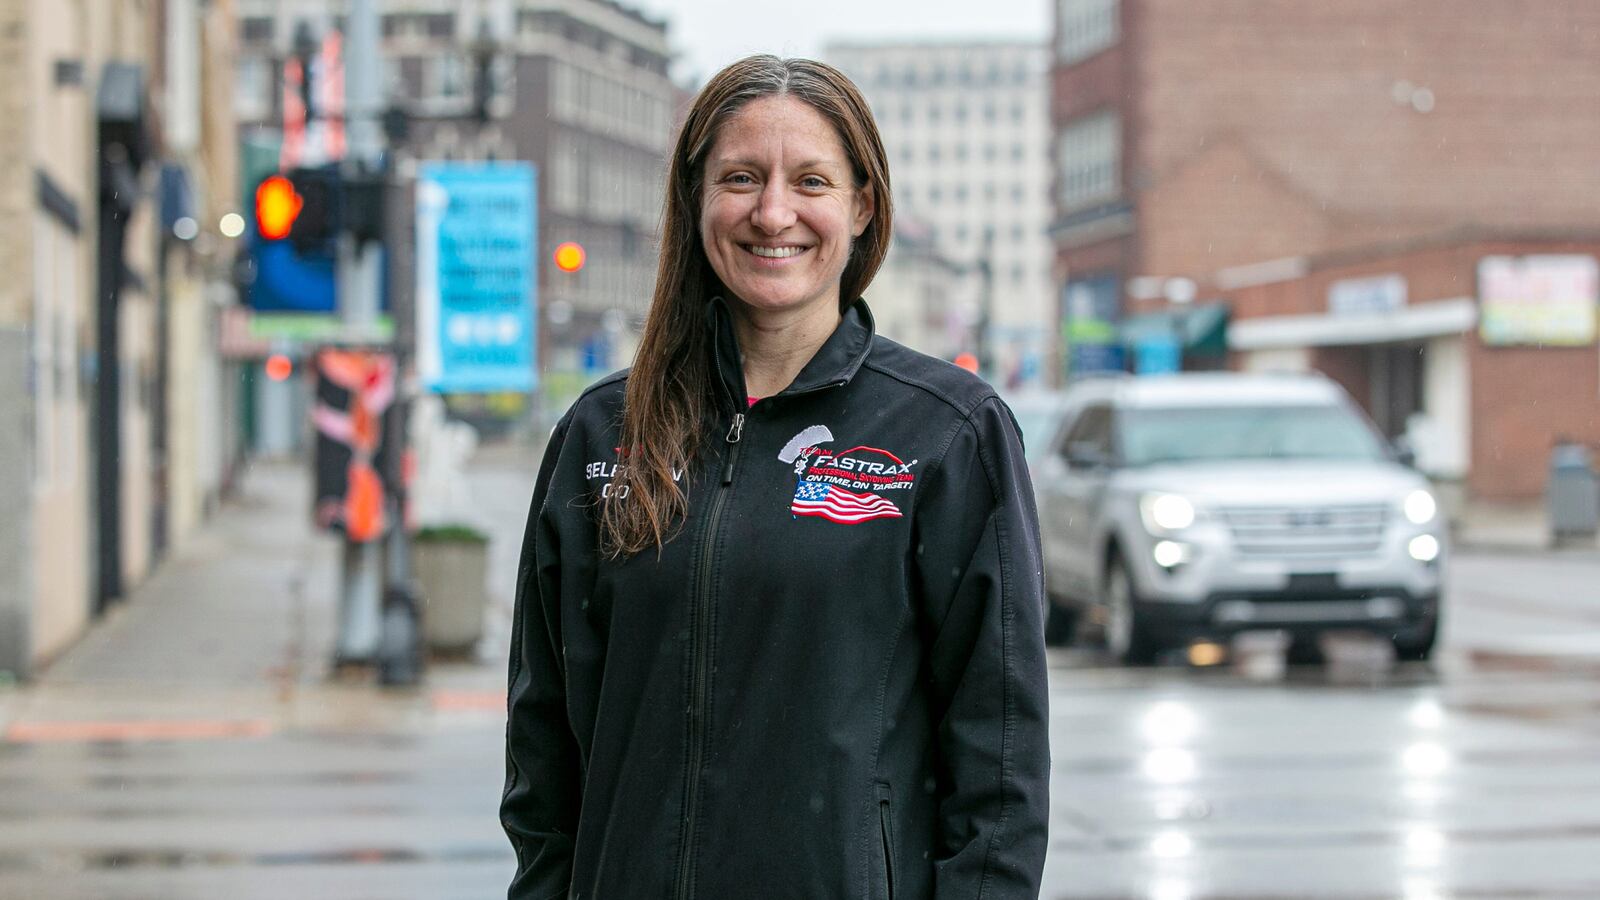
415, 163, 538, 394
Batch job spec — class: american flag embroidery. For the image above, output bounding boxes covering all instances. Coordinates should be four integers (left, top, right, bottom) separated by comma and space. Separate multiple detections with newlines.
791, 481, 903, 524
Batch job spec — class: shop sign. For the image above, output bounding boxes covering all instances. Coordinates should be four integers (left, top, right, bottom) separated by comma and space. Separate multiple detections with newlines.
415, 162, 538, 393
1064, 276, 1123, 375
1328, 274, 1407, 316
1478, 255, 1598, 346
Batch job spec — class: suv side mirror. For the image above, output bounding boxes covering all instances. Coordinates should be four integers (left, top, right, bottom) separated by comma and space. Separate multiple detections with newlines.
1064, 441, 1108, 469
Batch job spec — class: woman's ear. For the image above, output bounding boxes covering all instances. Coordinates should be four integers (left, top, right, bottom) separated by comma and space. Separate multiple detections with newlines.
851, 183, 876, 238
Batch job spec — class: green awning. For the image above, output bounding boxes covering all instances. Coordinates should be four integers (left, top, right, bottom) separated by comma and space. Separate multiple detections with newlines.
1118, 303, 1230, 356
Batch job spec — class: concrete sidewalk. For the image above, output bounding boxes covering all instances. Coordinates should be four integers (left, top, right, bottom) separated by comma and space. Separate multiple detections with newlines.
1, 446, 540, 733
43, 459, 336, 688
1452, 499, 1600, 555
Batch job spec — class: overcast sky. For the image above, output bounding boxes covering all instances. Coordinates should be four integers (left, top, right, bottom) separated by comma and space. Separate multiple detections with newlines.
629, 0, 1051, 86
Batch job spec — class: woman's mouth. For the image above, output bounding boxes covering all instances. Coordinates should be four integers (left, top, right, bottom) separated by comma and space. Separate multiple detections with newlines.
743, 244, 808, 259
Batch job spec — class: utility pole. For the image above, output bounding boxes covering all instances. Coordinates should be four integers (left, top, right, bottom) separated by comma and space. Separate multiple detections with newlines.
333, 0, 387, 666
975, 225, 996, 380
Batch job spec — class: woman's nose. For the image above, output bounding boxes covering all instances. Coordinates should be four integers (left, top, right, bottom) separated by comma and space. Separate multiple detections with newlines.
751, 181, 797, 234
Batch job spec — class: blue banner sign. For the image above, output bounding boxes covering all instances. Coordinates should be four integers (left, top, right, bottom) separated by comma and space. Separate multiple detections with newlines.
416, 163, 537, 393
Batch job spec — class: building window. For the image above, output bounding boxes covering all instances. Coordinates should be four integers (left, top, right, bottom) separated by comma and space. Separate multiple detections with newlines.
954, 143, 968, 162
930, 64, 946, 86
954, 185, 968, 204
929, 185, 942, 205
902, 103, 915, 125
1057, 0, 1119, 65
929, 145, 941, 163
1011, 103, 1026, 123
383, 56, 407, 100
900, 145, 914, 164
434, 53, 468, 99
954, 103, 967, 124
1012, 143, 1026, 162
234, 56, 272, 119
240, 17, 273, 43
1012, 184, 1026, 203
983, 103, 997, 124
983, 183, 996, 203
983, 144, 997, 162
1056, 111, 1121, 210
928, 103, 941, 124
1011, 223, 1026, 241
425, 13, 455, 38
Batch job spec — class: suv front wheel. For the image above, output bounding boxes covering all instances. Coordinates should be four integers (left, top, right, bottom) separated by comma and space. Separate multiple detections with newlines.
1105, 554, 1159, 666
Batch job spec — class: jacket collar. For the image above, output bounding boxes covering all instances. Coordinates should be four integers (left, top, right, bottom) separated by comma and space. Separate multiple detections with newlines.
707, 296, 876, 407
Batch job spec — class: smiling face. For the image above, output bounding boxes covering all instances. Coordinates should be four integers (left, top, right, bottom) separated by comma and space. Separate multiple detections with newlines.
699, 95, 876, 320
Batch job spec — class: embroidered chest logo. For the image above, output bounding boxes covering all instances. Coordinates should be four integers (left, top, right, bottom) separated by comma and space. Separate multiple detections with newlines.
778, 426, 918, 525
584, 447, 683, 500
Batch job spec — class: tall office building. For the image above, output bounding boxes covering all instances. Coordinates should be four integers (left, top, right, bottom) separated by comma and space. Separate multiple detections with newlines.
234, 0, 676, 392
825, 41, 1055, 389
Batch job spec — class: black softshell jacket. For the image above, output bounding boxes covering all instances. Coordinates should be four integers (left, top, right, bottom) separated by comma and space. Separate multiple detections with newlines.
503, 298, 1050, 900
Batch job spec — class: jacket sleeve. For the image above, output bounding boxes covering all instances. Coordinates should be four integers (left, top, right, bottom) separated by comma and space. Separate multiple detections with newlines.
501, 412, 583, 900
912, 395, 1051, 899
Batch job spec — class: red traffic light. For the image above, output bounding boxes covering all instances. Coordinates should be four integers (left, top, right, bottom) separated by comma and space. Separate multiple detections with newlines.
265, 354, 294, 382
255, 175, 303, 241
953, 352, 979, 373
554, 241, 586, 273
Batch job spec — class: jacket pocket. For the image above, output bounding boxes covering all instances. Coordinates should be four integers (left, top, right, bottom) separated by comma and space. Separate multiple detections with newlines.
876, 782, 896, 900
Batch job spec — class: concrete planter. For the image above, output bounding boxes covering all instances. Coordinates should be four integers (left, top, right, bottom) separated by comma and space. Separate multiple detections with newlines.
413, 528, 490, 656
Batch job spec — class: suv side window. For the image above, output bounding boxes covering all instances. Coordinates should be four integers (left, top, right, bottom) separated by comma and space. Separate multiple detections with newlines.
1059, 403, 1113, 467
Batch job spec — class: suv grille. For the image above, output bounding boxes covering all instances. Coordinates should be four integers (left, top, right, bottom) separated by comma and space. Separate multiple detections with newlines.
1219, 504, 1389, 558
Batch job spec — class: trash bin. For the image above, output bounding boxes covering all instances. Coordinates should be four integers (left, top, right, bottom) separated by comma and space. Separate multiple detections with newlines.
413, 525, 491, 656
1548, 443, 1599, 544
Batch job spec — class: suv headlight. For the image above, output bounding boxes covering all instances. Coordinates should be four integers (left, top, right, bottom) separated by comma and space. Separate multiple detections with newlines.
1140, 493, 1196, 533
1403, 489, 1437, 525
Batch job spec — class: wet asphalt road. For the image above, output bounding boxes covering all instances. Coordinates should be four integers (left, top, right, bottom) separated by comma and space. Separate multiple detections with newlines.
1, 453, 1597, 899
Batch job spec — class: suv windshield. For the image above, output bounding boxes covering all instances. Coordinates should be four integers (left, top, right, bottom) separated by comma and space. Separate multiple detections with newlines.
1118, 405, 1387, 466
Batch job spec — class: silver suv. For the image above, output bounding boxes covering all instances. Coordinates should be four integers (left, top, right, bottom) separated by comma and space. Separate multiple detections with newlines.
1034, 372, 1445, 664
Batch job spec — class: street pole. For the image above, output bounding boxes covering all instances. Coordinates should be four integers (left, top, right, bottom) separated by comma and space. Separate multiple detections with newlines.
333, 0, 386, 666
976, 226, 995, 381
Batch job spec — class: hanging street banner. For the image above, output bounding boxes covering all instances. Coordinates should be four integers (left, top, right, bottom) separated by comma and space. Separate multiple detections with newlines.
416, 162, 537, 393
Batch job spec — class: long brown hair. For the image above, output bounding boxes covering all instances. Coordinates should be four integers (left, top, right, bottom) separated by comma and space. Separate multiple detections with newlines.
599, 55, 894, 556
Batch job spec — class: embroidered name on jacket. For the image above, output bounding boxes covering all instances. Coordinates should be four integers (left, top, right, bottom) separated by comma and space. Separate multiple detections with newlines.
782, 428, 919, 525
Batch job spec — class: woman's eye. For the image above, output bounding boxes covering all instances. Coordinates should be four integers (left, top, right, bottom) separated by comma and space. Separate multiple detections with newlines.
800, 176, 828, 189
726, 173, 755, 185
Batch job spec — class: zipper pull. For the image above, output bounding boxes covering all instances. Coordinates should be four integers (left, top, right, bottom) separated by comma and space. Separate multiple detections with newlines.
721, 413, 744, 485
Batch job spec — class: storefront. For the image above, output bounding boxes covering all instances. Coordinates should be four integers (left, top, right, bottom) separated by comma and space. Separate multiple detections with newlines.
1216, 234, 1600, 503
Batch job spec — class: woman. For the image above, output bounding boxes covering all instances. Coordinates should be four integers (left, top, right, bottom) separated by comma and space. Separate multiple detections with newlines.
503, 55, 1049, 900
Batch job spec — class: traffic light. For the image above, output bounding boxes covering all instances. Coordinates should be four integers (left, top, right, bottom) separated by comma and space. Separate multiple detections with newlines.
254, 175, 302, 241
554, 241, 586, 273
287, 167, 340, 253
265, 354, 294, 382
252, 167, 385, 254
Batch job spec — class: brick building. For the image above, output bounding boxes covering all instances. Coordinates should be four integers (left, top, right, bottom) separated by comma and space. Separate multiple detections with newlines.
1050, 0, 1600, 502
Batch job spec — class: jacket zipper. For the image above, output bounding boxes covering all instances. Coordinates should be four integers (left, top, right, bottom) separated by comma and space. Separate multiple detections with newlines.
877, 782, 896, 900
675, 411, 744, 900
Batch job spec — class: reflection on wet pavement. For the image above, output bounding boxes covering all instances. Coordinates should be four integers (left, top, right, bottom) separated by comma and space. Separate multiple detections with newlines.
0, 845, 512, 873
